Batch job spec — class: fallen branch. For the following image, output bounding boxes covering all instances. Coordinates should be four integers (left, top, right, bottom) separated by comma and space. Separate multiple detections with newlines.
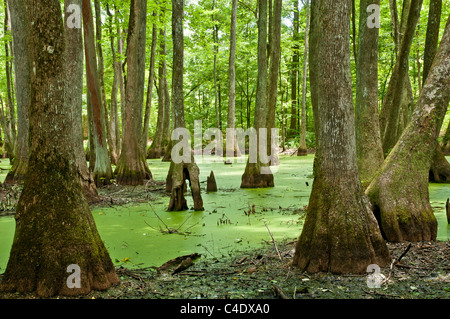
263, 220, 282, 261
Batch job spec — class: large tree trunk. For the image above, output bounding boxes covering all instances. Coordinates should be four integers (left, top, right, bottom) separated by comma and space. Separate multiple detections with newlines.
379, 0, 423, 154
65, 0, 99, 203
83, 0, 114, 187
240, 0, 274, 189
297, 0, 309, 156
355, 0, 384, 187
0, 0, 119, 297
4, 0, 30, 184
166, 0, 203, 211
366, 16, 450, 242
293, 0, 390, 274
116, 0, 152, 185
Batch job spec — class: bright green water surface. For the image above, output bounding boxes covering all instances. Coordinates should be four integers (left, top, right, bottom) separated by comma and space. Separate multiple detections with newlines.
0, 155, 448, 272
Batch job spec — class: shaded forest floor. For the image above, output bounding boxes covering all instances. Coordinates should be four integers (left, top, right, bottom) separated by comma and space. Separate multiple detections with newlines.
0, 181, 449, 299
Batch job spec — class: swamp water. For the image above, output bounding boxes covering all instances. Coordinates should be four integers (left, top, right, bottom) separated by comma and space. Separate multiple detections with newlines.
0, 155, 449, 272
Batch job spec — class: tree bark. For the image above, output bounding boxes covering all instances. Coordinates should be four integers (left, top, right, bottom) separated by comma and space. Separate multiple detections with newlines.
293, 0, 390, 274
355, 0, 384, 187
166, 0, 203, 211
116, 0, 152, 185
0, 0, 119, 297
83, 0, 113, 187
366, 15, 450, 242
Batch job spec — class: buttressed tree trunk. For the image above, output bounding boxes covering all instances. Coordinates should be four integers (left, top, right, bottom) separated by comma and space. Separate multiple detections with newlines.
366, 15, 450, 242
240, 0, 274, 189
0, 0, 119, 297
166, 0, 203, 211
116, 0, 152, 185
355, 0, 384, 187
4, 0, 30, 184
293, 0, 390, 274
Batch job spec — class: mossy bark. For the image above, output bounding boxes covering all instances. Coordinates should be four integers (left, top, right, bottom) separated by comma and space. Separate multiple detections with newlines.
366, 15, 450, 242
0, 0, 118, 297
293, 0, 390, 274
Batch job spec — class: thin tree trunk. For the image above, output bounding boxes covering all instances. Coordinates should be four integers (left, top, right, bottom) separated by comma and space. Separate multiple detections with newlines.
297, 0, 309, 156
0, 0, 119, 297
366, 15, 450, 242
116, 0, 152, 185
355, 0, 384, 187
226, 0, 239, 157
148, 14, 167, 159
240, 0, 274, 188
65, 0, 99, 203
83, 0, 113, 186
289, 0, 299, 137
4, 0, 30, 184
380, 0, 423, 154
166, 0, 203, 211
142, 13, 158, 153
265, 0, 282, 166
293, 0, 390, 274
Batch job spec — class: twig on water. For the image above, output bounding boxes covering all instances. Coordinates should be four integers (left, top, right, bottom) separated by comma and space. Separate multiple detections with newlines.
263, 219, 282, 261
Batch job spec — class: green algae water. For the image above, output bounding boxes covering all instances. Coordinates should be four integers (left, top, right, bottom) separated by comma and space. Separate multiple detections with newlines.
0, 155, 449, 272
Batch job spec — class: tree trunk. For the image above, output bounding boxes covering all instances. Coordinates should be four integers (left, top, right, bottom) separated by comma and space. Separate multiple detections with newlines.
166, 0, 203, 211
293, 0, 390, 274
423, 1, 449, 182
106, 5, 121, 164
379, 0, 423, 154
355, 0, 384, 187
142, 14, 157, 153
226, 0, 239, 157
265, 0, 282, 166
65, 0, 99, 203
366, 15, 450, 242
116, 0, 152, 185
240, 0, 274, 188
297, 0, 309, 156
4, 0, 30, 184
0, 0, 119, 297
83, 0, 114, 187
148, 22, 167, 159
289, 0, 299, 137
